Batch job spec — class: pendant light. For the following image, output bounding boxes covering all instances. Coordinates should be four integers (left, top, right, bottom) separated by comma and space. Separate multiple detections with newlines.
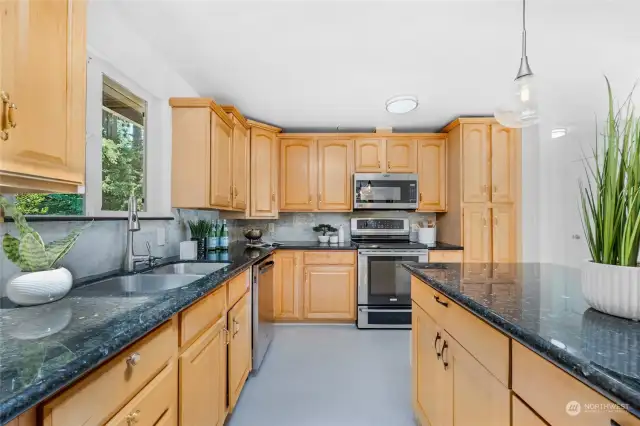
494, 0, 540, 128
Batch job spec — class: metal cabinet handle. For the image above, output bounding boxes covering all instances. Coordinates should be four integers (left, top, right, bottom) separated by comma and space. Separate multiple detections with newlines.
441, 341, 449, 370
419, 193, 423, 202
433, 295, 449, 307
377, 160, 381, 168
1, 91, 15, 141
318, 193, 322, 203
493, 185, 497, 193
434, 332, 442, 359
308, 196, 312, 204
481, 184, 486, 194
483, 216, 488, 227
271, 192, 276, 202
223, 327, 230, 345
126, 352, 141, 366
234, 186, 238, 198
494, 216, 498, 226
232, 319, 239, 337
387, 160, 391, 169
126, 410, 140, 425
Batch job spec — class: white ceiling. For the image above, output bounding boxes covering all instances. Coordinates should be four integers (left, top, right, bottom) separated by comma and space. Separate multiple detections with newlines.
113, 0, 640, 132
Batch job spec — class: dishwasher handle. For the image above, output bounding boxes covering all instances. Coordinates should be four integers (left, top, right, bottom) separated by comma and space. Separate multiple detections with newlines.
259, 260, 275, 273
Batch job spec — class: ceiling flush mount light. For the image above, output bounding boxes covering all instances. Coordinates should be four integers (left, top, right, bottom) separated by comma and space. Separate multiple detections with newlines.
386, 96, 418, 114
494, 0, 540, 128
551, 128, 567, 139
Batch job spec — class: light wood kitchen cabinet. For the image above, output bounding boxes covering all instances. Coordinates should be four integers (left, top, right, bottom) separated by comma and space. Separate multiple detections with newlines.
0, 0, 86, 193
386, 138, 417, 173
417, 137, 447, 212
354, 138, 386, 172
280, 137, 317, 211
179, 317, 227, 426
512, 396, 549, 426
491, 125, 517, 204
248, 120, 280, 218
273, 250, 303, 320
107, 362, 178, 426
302, 265, 355, 320
463, 204, 491, 264
210, 112, 233, 208
4, 409, 36, 426
492, 204, 516, 264
227, 292, 252, 413
461, 123, 490, 203
317, 138, 353, 211
428, 250, 463, 263
224, 106, 250, 211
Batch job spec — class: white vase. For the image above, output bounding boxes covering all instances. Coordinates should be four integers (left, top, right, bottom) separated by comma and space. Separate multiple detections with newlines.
6, 267, 73, 306
318, 235, 330, 243
581, 261, 640, 321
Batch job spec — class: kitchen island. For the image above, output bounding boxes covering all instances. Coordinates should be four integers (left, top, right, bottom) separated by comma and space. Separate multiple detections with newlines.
405, 262, 640, 425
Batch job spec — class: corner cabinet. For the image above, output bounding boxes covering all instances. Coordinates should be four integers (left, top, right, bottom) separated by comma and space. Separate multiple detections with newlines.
0, 0, 86, 193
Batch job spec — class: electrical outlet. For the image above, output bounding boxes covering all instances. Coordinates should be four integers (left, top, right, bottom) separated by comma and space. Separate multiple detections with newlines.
268, 223, 275, 234
157, 227, 166, 246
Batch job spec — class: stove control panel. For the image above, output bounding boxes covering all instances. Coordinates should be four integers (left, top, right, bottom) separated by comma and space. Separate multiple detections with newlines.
351, 218, 410, 235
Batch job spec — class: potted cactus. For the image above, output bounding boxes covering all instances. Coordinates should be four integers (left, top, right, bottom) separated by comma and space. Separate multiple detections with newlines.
0, 196, 91, 306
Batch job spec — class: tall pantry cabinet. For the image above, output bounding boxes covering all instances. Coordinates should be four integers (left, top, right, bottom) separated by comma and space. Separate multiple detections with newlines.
437, 118, 521, 270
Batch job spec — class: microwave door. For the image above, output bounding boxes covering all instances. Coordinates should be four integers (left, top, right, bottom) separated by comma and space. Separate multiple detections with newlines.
353, 175, 418, 209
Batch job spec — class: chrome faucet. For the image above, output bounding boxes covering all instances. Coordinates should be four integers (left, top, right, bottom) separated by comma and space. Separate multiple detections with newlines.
124, 196, 160, 272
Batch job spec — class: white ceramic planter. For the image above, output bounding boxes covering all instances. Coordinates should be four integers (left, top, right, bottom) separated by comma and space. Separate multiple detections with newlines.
581, 261, 640, 321
318, 235, 330, 243
6, 267, 73, 306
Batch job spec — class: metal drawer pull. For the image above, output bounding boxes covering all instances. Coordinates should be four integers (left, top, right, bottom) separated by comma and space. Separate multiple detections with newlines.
441, 341, 449, 370
126, 352, 141, 366
358, 307, 412, 313
433, 295, 449, 307
434, 332, 442, 358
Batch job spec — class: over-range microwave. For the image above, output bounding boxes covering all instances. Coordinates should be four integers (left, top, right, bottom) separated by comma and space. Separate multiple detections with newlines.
353, 173, 418, 210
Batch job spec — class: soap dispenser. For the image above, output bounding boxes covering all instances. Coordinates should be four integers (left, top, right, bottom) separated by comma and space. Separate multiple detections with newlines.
338, 224, 345, 243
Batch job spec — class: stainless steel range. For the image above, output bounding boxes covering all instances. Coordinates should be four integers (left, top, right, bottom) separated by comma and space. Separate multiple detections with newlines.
351, 218, 428, 329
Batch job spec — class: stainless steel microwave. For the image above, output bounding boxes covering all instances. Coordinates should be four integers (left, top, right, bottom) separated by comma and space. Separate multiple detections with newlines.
353, 173, 418, 210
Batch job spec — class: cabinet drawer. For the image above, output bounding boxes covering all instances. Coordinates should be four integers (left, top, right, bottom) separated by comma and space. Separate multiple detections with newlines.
227, 269, 250, 308
43, 319, 178, 426
303, 251, 355, 265
180, 286, 226, 347
428, 250, 463, 263
106, 361, 178, 426
513, 341, 640, 426
411, 276, 509, 386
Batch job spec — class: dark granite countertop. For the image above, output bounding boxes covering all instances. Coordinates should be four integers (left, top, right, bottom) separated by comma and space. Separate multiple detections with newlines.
0, 242, 275, 424
425, 241, 463, 250
404, 262, 640, 418
274, 241, 356, 250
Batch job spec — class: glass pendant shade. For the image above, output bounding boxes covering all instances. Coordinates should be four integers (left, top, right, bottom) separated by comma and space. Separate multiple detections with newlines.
494, 74, 540, 128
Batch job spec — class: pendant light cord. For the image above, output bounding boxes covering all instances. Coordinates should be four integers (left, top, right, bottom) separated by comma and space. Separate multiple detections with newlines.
521, 0, 527, 58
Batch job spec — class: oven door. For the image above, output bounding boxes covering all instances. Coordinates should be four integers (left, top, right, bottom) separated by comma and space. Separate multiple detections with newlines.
353, 173, 418, 209
357, 250, 428, 306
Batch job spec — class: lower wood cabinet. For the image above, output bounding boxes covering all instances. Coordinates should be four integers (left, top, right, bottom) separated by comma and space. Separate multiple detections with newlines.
274, 250, 303, 320
227, 291, 252, 412
303, 265, 355, 320
179, 316, 227, 426
512, 396, 549, 426
428, 250, 463, 263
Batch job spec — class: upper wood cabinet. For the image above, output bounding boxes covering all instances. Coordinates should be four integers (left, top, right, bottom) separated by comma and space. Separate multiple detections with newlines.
462, 124, 490, 203
317, 138, 353, 211
386, 138, 417, 173
303, 265, 355, 320
224, 106, 251, 211
491, 125, 517, 204
273, 250, 303, 320
170, 98, 237, 210
354, 138, 386, 172
210, 113, 233, 209
0, 0, 86, 193
280, 138, 317, 211
227, 292, 252, 413
248, 120, 280, 218
417, 138, 447, 212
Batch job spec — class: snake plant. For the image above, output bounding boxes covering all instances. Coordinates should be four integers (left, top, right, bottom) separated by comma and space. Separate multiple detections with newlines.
0, 195, 92, 272
580, 78, 640, 267
187, 219, 212, 239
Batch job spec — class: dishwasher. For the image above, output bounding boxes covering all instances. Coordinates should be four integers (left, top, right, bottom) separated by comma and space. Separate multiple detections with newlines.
252, 255, 274, 372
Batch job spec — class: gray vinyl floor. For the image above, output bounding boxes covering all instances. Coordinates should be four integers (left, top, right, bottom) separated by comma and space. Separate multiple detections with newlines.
226, 324, 414, 426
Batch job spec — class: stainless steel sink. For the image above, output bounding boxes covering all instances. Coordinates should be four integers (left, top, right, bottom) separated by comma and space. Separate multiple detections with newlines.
147, 262, 229, 275
92, 274, 200, 294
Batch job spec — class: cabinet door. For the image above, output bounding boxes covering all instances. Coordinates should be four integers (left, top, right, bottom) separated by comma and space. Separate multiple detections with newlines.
250, 127, 278, 218
463, 205, 491, 264
0, 0, 86, 187
317, 138, 353, 211
490, 125, 517, 203
179, 318, 227, 426
106, 362, 178, 426
462, 124, 490, 203
443, 332, 510, 426
417, 138, 446, 211
232, 123, 249, 210
412, 303, 446, 426
280, 138, 317, 211
274, 251, 303, 320
492, 204, 516, 264
386, 138, 417, 173
354, 138, 385, 172
512, 396, 549, 426
228, 292, 252, 412
302, 265, 355, 320
210, 113, 233, 208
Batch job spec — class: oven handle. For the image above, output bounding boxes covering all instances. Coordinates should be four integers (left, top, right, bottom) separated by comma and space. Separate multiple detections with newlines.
358, 308, 412, 313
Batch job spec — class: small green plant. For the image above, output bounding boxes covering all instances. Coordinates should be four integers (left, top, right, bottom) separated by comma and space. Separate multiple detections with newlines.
580, 78, 640, 267
188, 219, 212, 239
0, 195, 92, 272
312, 224, 337, 236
